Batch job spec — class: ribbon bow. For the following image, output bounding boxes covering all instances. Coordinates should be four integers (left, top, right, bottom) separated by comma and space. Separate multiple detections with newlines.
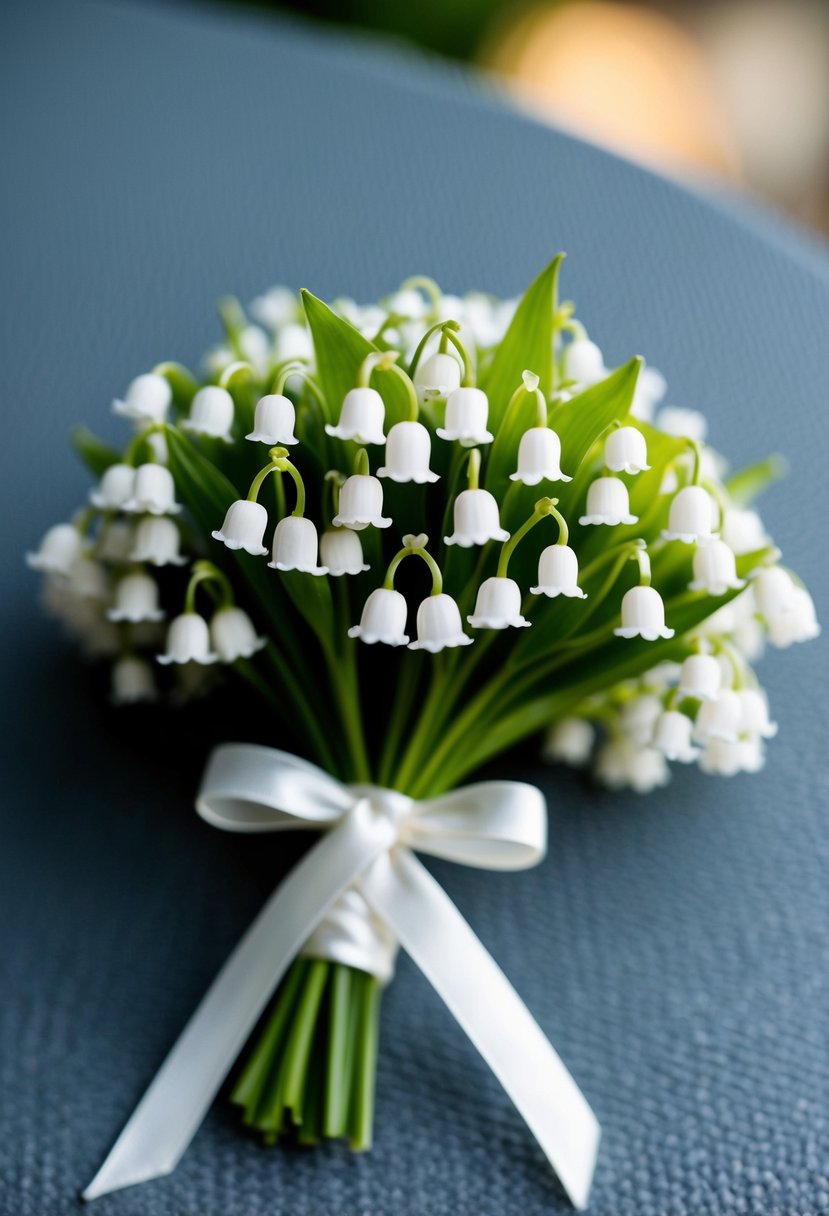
83, 744, 600, 1209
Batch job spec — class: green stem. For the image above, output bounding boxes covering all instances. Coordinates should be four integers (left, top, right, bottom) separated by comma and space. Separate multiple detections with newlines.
349, 973, 381, 1150
496, 498, 557, 578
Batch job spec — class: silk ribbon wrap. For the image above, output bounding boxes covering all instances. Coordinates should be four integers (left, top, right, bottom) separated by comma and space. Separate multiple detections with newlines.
83, 744, 601, 1209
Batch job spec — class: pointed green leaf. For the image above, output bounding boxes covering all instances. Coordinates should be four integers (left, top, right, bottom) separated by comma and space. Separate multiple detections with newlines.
480, 254, 563, 426
725, 454, 787, 506
301, 290, 411, 427
71, 426, 122, 477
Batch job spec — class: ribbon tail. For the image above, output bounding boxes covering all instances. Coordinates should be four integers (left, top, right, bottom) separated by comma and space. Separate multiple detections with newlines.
359, 849, 601, 1211
83, 803, 395, 1202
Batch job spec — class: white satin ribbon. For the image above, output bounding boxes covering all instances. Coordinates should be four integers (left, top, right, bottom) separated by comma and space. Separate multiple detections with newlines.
83, 744, 600, 1209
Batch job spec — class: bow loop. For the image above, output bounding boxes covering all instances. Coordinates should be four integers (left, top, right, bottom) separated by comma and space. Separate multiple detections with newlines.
405, 781, 547, 870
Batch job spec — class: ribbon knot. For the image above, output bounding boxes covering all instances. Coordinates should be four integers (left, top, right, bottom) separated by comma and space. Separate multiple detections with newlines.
83, 744, 600, 1210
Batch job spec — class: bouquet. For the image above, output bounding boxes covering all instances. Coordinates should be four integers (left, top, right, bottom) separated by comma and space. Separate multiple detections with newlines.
28, 257, 819, 1207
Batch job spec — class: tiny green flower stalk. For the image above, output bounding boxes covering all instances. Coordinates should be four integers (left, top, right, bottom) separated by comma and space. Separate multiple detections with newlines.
29, 257, 819, 1156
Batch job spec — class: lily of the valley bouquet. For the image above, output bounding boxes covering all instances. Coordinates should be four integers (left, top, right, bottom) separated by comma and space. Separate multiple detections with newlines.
29, 257, 818, 1208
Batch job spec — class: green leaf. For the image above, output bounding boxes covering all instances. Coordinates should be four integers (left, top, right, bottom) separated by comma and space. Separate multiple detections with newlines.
301, 291, 411, 427
480, 254, 563, 427
725, 454, 787, 506
71, 426, 123, 477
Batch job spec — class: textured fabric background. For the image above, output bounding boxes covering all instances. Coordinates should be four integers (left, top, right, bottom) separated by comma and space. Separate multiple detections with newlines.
2, 2, 828, 1214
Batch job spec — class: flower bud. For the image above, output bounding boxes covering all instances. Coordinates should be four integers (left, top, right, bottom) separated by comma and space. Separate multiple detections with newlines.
678, 653, 721, 700
509, 427, 570, 486
107, 572, 164, 622
348, 588, 409, 646
130, 517, 187, 566
652, 710, 700, 762
212, 500, 268, 556
688, 540, 745, 596
414, 352, 462, 399
90, 463, 137, 510
125, 464, 182, 515
543, 718, 595, 766
468, 577, 530, 630
662, 485, 718, 543
268, 516, 327, 575
210, 606, 266, 661
377, 421, 439, 484
614, 585, 674, 641
182, 385, 235, 442
444, 489, 509, 548
157, 613, 218, 665
531, 545, 586, 598
247, 394, 298, 445
112, 373, 172, 424
409, 594, 472, 652
111, 655, 159, 704
26, 523, 83, 576
333, 475, 392, 531
319, 528, 369, 576
579, 476, 637, 526
437, 388, 493, 446
325, 387, 386, 445
604, 426, 650, 474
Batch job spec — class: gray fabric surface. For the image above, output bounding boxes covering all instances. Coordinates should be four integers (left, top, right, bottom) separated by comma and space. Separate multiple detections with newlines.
2, 2, 828, 1213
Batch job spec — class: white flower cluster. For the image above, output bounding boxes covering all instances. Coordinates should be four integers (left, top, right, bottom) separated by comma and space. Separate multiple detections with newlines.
26, 277, 818, 790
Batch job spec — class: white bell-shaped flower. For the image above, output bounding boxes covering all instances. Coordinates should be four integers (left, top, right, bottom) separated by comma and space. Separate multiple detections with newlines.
26, 523, 83, 576
620, 694, 663, 747
98, 520, 136, 563
531, 545, 586, 598
437, 388, 493, 446
250, 285, 298, 330
693, 689, 742, 744
563, 338, 605, 386
468, 577, 530, 630
678, 653, 721, 700
332, 474, 392, 530
90, 463, 137, 510
377, 421, 439, 484
111, 656, 158, 705
157, 612, 218, 665
182, 385, 235, 442
125, 464, 182, 515
662, 485, 718, 543
275, 322, 314, 364
604, 426, 650, 474
414, 352, 462, 399
655, 406, 707, 442
766, 586, 820, 647
409, 593, 472, 652
579, 476, 638, 526
543, 718, 595, 766
509, 427, 571, 486
615, 585, 674, 641
348, 588, 409, 646
238, 325, 271, 376
325, 388, 386, 445
595, 739, 670, 793
212, 500, 268, 556
130, 516, 187, 566
268, 516, 328, 575
112, 373, 172, 424
753, 565, 797, 617
64, 556, 109, 602
738, 688, 778, 739
319, 528, 369, 576
688, 540, 745, 596
444, 489, 509, 547
108, 572, 164, 623
652, 710, 700, 762
698, 737, 764, 777
210, 606, 267, 661
722, 506, 772, 556
247, 394, 298, 445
